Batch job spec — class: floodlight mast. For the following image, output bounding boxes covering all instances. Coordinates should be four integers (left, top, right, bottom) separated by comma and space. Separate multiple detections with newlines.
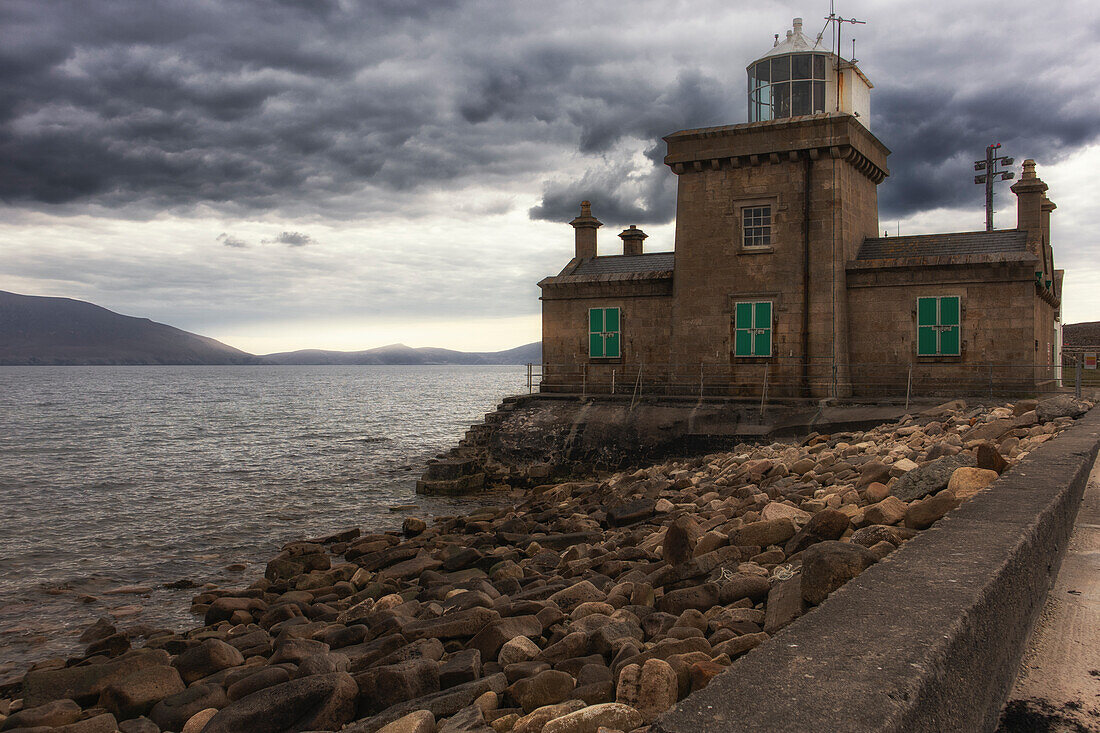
973, 143, 1016, 231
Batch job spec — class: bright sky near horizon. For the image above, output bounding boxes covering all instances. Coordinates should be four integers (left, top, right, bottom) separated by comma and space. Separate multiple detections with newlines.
1, 0, 1098, 354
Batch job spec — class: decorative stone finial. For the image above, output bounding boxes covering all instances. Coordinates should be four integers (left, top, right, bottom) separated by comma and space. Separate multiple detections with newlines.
793, 17, 803, 34
580, 200, 592, 216
1021, 159, 1036, 179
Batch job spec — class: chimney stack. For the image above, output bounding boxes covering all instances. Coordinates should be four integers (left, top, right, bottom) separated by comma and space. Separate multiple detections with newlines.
569, 201, 602, 261
618, 225, 647, 256
1010, 159, 1048, 257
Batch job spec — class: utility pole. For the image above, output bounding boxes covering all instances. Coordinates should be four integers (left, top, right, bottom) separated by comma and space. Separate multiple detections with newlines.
974, 143, 1015, 231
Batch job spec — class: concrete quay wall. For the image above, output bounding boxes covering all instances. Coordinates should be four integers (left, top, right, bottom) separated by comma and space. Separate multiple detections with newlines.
655, 407, 1100, 733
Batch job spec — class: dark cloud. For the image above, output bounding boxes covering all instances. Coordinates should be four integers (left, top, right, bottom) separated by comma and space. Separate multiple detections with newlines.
216, 233, 249, 248
263, 231, 314, 247
0, 0, 1095, 229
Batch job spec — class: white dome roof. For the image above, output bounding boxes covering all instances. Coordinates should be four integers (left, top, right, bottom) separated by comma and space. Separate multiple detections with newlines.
756, 18, 827, 61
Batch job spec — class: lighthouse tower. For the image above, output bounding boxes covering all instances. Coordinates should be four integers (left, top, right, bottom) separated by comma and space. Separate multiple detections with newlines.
662, 16, 889, 397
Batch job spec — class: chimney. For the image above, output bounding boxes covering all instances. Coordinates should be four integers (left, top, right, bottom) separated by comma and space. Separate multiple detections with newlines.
1010, 159, 1047, 257
569, 201, 602, 260
618, 225, 647, 256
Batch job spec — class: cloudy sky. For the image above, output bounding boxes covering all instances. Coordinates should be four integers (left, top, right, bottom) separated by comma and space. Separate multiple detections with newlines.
1, 0, 1098, 353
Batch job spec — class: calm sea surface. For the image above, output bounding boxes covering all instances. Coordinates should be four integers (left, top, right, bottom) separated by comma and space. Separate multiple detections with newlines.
0, 365, 527, 675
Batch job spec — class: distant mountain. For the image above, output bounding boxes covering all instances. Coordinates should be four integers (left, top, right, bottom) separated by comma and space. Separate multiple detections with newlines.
261, 341, 542, 365
1064, 322, 1100, 347
0, 290, 259, 365
0, 290, 542, 366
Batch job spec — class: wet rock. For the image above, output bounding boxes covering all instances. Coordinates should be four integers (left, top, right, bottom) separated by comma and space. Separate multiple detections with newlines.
79, 618, 118, 645
0, 699, 82, 729
97, 664, 186, 719
149, 683, 229, 732
800, 541, 878, 606
202, 672, 358, 733
173, 638, 244, 684
205, 597, 266, 626
892, 454, 976, 502
540, 703, 642, 733
507, 670, 575, 713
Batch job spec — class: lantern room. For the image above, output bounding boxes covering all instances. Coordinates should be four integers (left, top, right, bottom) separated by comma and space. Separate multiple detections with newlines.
747, 17, 873, 128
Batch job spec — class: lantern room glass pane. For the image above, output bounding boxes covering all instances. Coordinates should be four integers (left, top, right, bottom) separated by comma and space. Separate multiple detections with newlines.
792, 54, 811, 80
813, 54, 826, 79
755, 61, 770, 84
772, 82, 790, 118
791, 81, 811, 116
813, 81, 825, 112
771, 56, 789, 81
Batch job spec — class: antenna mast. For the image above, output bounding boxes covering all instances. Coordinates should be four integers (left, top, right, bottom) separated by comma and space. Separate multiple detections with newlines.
824, 3, 865, 111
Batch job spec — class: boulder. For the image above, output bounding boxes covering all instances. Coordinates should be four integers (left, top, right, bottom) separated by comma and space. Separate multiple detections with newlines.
547, 582, 605, 613
469, 616, 543, 662
614, 658, 677, 723
97, 664, 186, 719
357, 660, 441, 714
118, 716, 159, 733
507, 669, 575, 713
861, 496, 907, 526
511, 700, 586, 733
228, 666, 293, 701
23, 648, 171, 708
947, 467, 1000, 502
656, 584, 719, 615
540, 703, 642, 733
54, 712, 119, 732
730, 518, 796, 548
498, 636, 541, 667
342, 674, 508, 733
892, 454, 976, 502
439, 649, 482, 689
606, 500, 655, 527
202, 672, 358, 733
182, 708, 219, 733
173, 639, 245, 684
759, 502, 811, 526
763, 577, 805, 634
405, 607, 501, 641
149, 683, 229, 732
437, 704, 493, 733
0, 699, 82, 729
800, 541, 878, 605
975, 443, 1009, 474
784, 509, 849, 554
661, 517, 699, 566
377, 710, 437, 733
904, 491, 958, 530
856, 461, 892, 488
850, 525, 916, 548
1036, 395, 1090, 422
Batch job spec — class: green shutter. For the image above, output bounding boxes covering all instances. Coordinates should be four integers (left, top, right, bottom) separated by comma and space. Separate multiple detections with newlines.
916, 296, 962, 356
733, 301, 772, 357
588, 307, 620, 359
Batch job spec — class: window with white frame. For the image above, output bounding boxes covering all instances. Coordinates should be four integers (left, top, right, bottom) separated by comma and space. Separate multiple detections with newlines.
742, 206, 772, 248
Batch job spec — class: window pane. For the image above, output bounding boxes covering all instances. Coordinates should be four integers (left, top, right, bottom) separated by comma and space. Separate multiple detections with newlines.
792, 54, 811, 80
756, 61, 770, 84
812, 81, 825, 112
735, 302, 754, 328
791, 81, 811, 116
813, 54, 826, 79
773, 82, 790, 118
771, 56, 789, 82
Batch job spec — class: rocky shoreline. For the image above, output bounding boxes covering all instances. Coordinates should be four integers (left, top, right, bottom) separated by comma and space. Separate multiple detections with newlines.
0, 395, 1092, 733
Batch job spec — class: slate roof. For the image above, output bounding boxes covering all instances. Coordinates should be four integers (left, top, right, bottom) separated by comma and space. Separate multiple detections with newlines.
856, 230, 1028, 260
571, 252, 675, 275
